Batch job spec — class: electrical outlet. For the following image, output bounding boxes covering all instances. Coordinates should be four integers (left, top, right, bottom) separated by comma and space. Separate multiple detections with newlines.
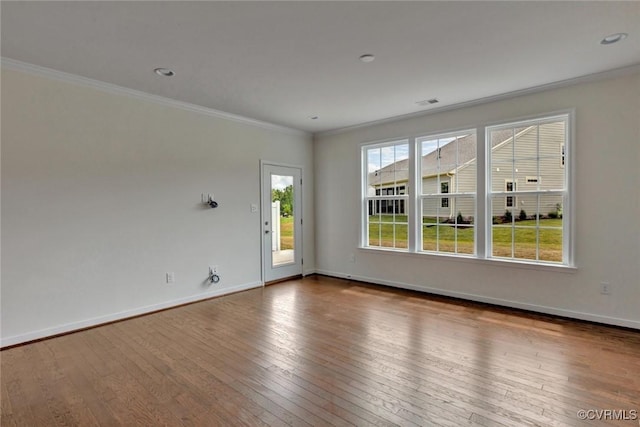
348, 253, 356, 263
210, 265, 218, 274
250, 203, 258, 213
600, 282, 612, 295
166, 272, 175, 284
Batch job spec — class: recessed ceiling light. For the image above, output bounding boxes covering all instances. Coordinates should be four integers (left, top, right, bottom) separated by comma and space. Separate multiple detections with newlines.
154, 67, 175, 77
359, 54, 375, 63
600, 33, 628, 45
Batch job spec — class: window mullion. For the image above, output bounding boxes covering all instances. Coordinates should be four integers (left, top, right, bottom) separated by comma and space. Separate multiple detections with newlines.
408, 137, 418, 252
477, 126, 487, 259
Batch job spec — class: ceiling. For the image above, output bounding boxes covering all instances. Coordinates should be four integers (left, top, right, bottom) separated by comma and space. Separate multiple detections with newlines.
2, 1, 639, 134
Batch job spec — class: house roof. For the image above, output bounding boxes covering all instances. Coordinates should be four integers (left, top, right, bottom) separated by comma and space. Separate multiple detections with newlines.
369, 129, 518, 186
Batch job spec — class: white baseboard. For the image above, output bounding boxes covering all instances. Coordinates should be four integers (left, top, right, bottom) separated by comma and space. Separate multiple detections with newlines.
1, 281, 263, 348
316, 269, 640, 330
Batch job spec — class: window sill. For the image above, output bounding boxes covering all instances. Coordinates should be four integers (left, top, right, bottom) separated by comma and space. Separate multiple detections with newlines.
357, 247, 577, 273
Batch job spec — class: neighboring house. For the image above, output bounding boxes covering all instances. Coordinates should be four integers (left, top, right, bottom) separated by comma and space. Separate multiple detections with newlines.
368, 122, 565, 219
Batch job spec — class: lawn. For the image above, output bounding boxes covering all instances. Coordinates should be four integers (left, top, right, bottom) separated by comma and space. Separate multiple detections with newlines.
279, 216, 294, 250
368, 216, 562, 261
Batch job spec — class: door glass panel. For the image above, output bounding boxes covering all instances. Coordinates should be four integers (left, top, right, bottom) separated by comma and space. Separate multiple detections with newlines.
271, 174, 295, 267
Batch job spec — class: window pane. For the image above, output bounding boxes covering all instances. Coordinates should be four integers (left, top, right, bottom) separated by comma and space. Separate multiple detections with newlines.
514, 227, 537, 261
367, 198, 408, 250
368, 213, 381, 247
454, 197, 475, 255
394, 224, 408, 249
420, 132, 476, 195
422, 196, 474, 254
539, 224, 563, 262
491, 162, 514, 192
437, 225, 456, 254
492, 121, 566, 193
271, 175, 295, 267
380, 221, 396, 248
491, 195, 563, 262
539, 122, 565, 190
366, 142, 409, 197
492, 224, 513, 258
513, 125, 537, 160
377, 222, 409, 249
422, 198, 439, 251
457, 229, 475, 254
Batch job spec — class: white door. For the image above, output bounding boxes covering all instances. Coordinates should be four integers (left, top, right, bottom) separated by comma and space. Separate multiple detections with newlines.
262, 164, 303, 282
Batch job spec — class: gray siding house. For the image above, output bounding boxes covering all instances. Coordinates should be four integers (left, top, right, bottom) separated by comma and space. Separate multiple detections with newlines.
368, 121, 565, 219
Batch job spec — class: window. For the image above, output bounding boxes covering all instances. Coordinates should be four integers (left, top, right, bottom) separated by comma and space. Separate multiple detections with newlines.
419, 131, 476, 255
440, 182, 449, 208
363, 140, 409, 250
505, 180, 516, 208
361, 112, 571, 266
488, 114, 569, 264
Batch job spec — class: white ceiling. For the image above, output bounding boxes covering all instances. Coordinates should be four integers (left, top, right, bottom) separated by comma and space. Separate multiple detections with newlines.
2, 1, 639, 134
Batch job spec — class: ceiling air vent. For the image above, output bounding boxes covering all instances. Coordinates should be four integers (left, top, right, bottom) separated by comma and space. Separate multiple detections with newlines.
416, 98, 439, 106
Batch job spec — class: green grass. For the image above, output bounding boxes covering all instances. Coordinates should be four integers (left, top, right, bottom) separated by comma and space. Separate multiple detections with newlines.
279, 216, 294, 250
368, 216, 563, 261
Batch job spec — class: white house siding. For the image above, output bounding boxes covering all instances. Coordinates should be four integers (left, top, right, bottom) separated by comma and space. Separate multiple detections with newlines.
374, 123, 564, 220
490, 121, 565, 218
422, 175, 452, 218
418, 122, 564, 220
452, 160, 477, 220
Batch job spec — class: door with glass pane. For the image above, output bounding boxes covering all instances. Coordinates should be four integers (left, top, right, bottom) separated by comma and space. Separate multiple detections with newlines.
262, 164, 302, 282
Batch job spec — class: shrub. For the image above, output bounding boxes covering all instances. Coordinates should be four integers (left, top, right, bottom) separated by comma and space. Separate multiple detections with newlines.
555, 203, 563, 219
457, 211, 464, 224
503, 210, 513, 223
548, 211, 558, 219
519, 209, 528, 221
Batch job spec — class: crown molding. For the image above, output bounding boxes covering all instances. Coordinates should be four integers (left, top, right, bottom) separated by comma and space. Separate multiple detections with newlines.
1, 57, 310, 138
318, 62, 640, 138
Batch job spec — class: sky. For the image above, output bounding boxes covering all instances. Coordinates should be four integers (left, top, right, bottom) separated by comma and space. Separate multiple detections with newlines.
367, 137, 458, 172
271, 174, 293, 190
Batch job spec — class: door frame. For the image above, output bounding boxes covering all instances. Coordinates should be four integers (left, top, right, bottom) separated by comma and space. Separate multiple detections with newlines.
260, 160, 304, 284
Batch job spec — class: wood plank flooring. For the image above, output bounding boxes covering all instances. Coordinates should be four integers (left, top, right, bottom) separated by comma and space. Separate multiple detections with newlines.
2, 275, 639, 426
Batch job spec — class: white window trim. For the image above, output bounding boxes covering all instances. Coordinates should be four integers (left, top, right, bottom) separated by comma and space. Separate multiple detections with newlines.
486, 111, 572, 266
360, 109, 574, 269
417, 129, 477, 256
361, 139, 410, 251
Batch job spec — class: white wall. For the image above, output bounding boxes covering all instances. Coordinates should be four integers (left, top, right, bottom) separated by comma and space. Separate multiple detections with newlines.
1, 67, 314, 346
314, 70, 640, 329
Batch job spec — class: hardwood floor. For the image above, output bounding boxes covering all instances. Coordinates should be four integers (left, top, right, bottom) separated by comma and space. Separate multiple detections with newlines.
2, 275, 639, 426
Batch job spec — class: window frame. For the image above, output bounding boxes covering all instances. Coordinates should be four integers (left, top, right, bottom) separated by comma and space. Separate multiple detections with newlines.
361, 139, 411, 251
360, 110, 574, 268
486, 112, 572, 266
417, 129, 477, 256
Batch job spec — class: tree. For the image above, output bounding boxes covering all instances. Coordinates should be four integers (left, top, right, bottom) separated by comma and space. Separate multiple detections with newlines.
272, 185, 293, 217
